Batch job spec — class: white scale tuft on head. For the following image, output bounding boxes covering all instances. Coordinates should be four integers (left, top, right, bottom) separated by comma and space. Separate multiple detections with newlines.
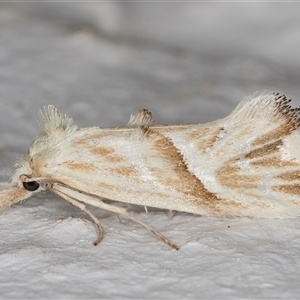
38, 105, 78, 135
27, 106, 79, 156
10, 106, 80, 185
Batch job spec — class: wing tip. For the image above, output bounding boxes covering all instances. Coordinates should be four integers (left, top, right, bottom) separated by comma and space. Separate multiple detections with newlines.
229, 92, 300, 129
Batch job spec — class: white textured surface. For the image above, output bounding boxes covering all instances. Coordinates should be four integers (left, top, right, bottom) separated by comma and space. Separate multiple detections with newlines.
1, 3, 300, 299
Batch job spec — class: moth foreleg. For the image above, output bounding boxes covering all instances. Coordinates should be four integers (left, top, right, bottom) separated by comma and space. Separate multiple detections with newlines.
51, 183, 179, 250
50, 188, 104, 245
79, 199, 180, 250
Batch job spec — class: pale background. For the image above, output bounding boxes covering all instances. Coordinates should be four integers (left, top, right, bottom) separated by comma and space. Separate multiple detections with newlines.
1, 3, 300, 299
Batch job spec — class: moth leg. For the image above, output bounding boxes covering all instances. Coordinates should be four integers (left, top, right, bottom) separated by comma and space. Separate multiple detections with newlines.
51, 183, 179, 250
168, 210, 176, 219
144, 206, 148, 214
116, 214, 122, 223
51, 188, 104, 245
80, 197, 179, 250
88, 199, 179, 250
122, 210, 179, 251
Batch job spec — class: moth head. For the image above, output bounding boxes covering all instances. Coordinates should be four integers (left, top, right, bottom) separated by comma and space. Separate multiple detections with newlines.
11, 154, 40, 188
0, 105, 77, 212
14, 105, 78, 189
0, 176, 42, 212
0, 157, 46, 212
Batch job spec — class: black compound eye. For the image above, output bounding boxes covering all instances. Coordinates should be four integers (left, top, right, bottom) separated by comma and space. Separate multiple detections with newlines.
23, 181, 40, 191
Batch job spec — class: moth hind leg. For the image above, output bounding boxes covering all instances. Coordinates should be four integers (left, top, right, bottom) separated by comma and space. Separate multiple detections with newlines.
51, 183, 179, 250
122, 210, 179, 250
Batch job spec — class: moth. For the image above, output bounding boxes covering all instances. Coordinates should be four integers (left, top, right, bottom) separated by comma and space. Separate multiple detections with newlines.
1, 92, 300, 250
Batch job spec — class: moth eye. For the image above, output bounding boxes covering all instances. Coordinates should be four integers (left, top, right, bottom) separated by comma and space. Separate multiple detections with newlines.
23, 181, 40, 191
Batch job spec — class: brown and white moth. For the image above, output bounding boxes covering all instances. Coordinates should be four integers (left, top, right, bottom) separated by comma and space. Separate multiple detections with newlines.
1, 92, 300, 250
